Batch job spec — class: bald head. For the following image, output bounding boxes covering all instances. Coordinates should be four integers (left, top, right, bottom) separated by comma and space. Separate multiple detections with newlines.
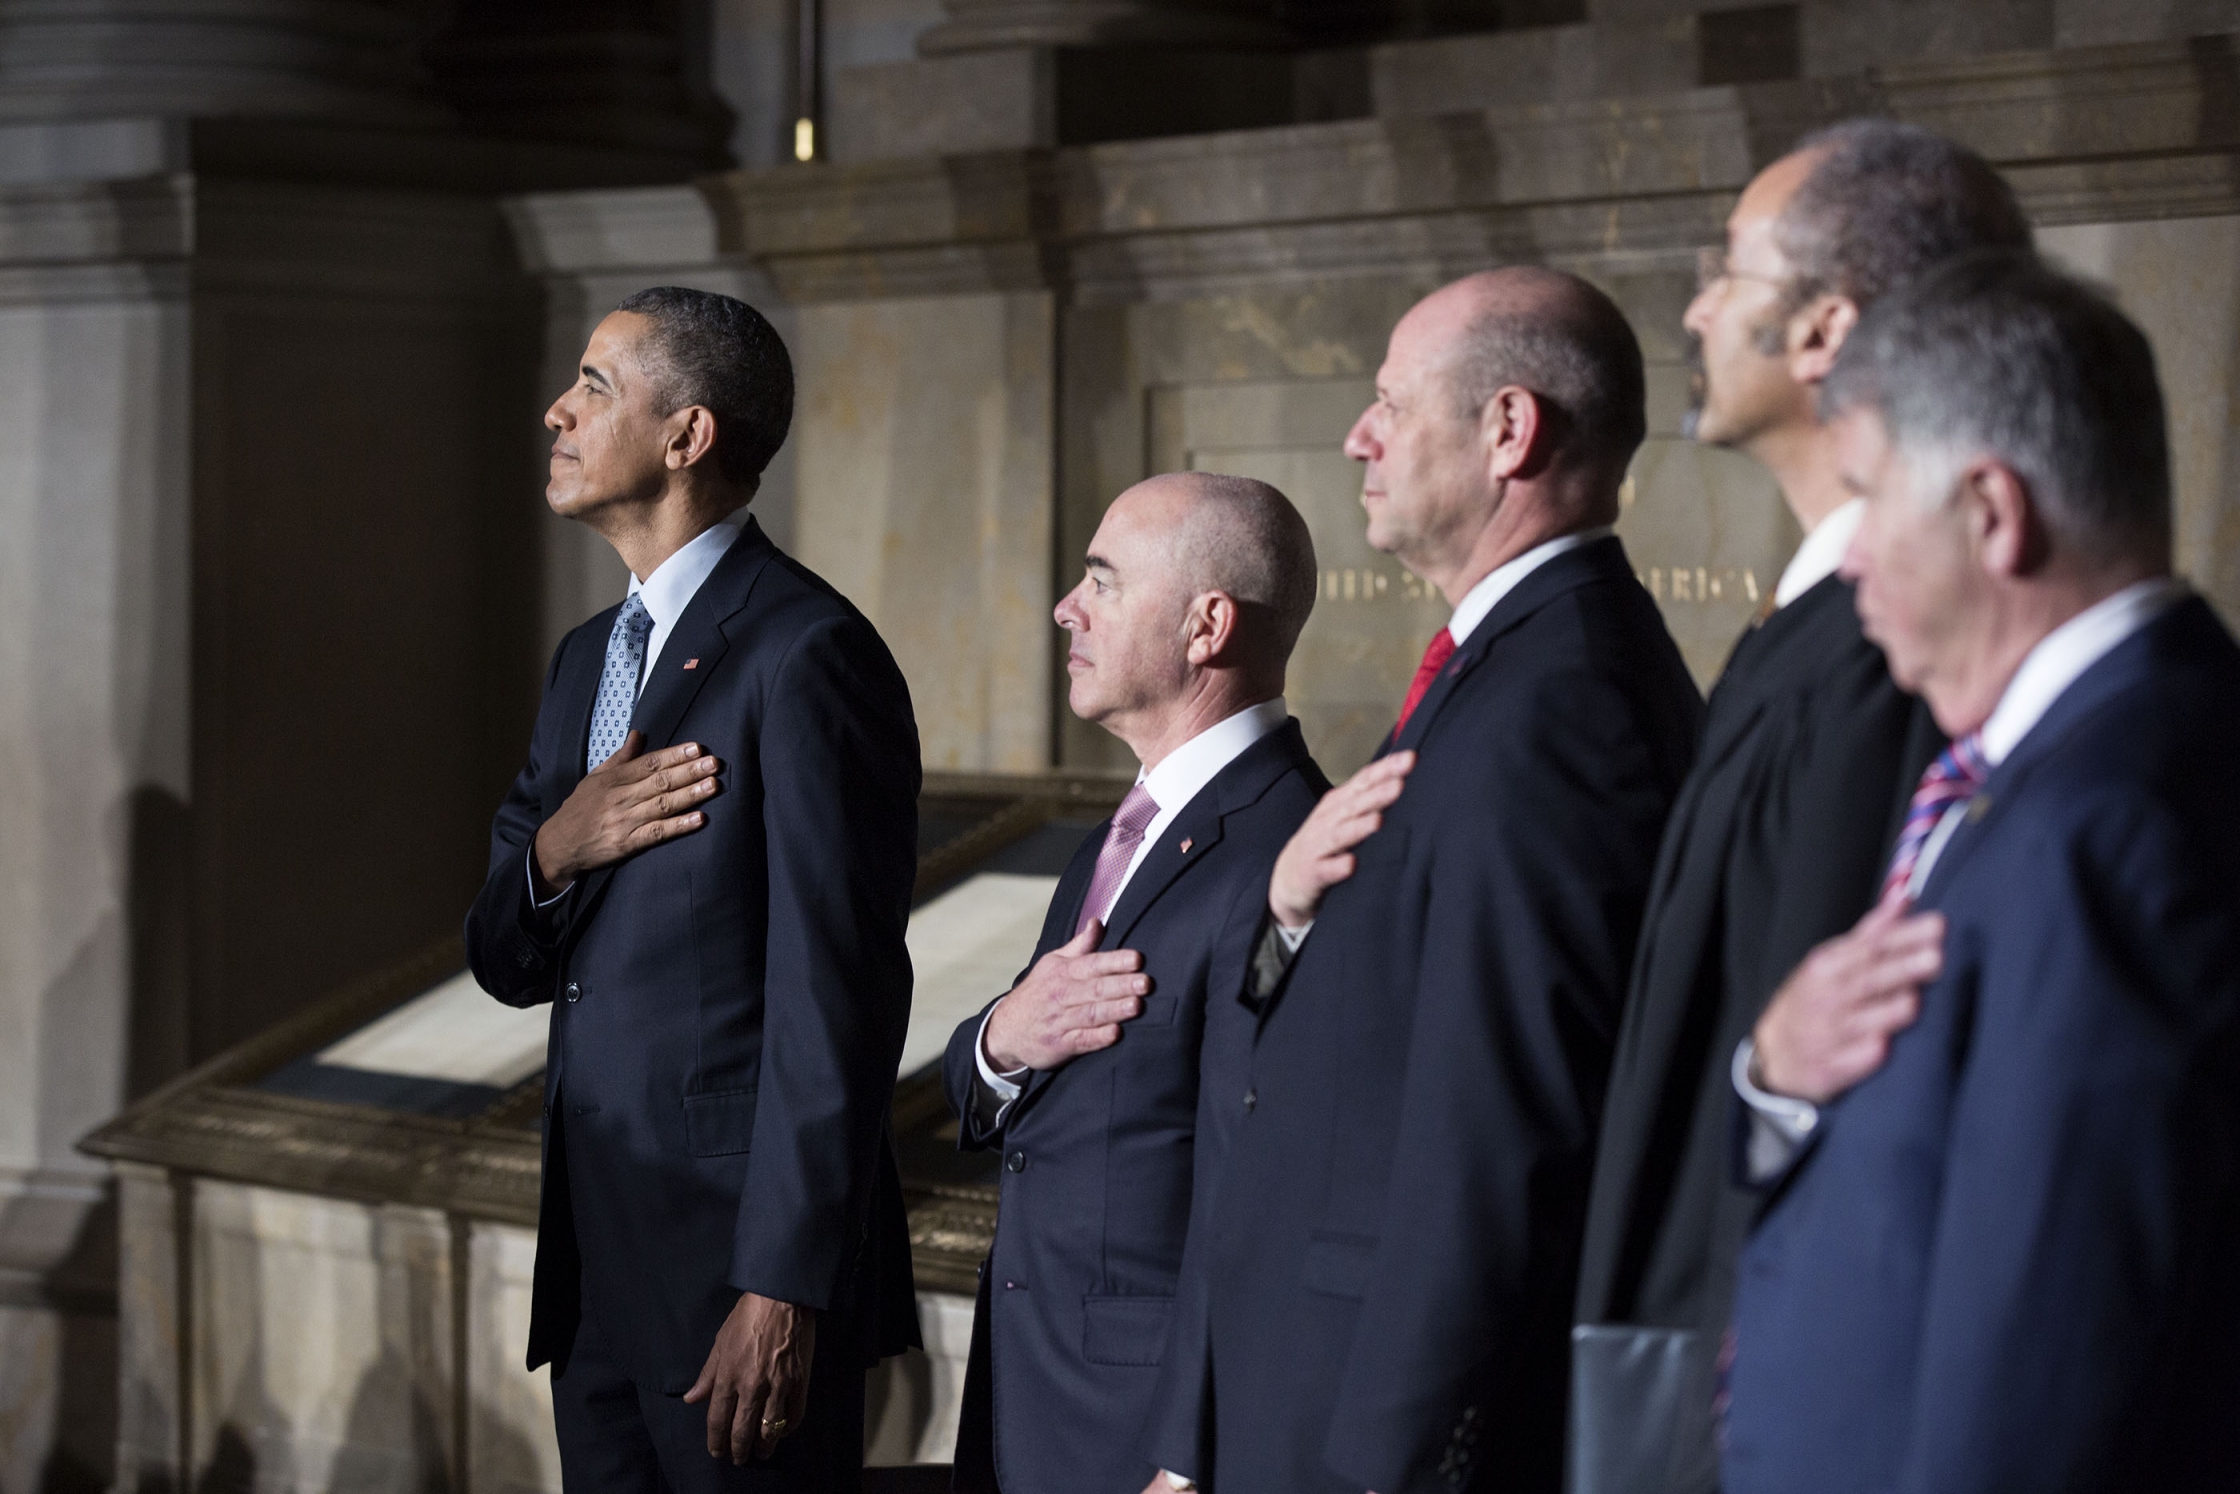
1423, 266, 1649, 482
1057, 470, 1317, 764
1147, 471, 1319, 666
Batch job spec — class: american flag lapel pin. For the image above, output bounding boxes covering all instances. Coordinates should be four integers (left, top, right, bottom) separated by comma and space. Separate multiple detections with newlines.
682, 658, 699, 670
1179, 837, 1194, 854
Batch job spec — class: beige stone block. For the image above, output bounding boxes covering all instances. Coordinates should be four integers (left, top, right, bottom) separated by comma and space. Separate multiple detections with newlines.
465, 1221, 563, 1494
864, 1289, 975, 1465
114, 1162, 183, 1489
190, 1183, 454, 1491
793, 290, 1056, 771
2041, 215, 2240, 624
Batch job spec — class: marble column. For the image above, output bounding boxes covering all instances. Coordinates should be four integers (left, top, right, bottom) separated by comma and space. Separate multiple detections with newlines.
0, 0, 444, 127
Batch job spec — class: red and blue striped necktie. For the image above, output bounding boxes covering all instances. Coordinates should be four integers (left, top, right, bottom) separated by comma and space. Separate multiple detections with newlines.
1880, 733, 1988, 903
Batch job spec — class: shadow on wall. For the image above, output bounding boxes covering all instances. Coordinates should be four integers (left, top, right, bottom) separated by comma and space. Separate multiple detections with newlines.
0, 1193, 120, 1494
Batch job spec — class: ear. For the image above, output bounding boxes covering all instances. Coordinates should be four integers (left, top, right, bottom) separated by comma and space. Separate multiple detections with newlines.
1963, 459, 2046, 579
1478, 385, 1544, 482
1184, 591, 1243, 668
1788, 294, 1860, 389
664, 405, 720, 472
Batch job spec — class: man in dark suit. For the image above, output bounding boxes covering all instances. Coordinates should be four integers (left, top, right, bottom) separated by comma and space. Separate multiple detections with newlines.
1569, 122, 2031, 1491
465, 287, 921, 1492
1156, 267, 1703, 1494
940, 471, 1328, 1494
1722, 254, 2240, 1493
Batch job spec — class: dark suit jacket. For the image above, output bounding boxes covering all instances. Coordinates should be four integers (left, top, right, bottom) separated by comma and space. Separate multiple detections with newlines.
1175, 537, 1703, 1494
943, 721, 1327, 1494
1724, 595, 2240, 1494
1575, 575, 1940, 1339
464, 515, 922, 1392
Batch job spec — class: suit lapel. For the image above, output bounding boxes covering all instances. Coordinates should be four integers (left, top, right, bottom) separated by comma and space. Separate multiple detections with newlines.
568, 518, 777, 928
630, 517, 777, 751
1388, 536, 1634, 756
1106, 719, 1314, 947
1917, 598, 2196, 904
1100, 799, 1227, 950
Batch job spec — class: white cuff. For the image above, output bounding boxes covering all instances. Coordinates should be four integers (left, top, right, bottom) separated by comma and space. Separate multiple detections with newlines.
1163, 1474, 1196, 1491
1732, 1037, 1819, 1182
527, 846, 570, 910
1275, 921, 1312, 952
975, 1003, 1029, 1102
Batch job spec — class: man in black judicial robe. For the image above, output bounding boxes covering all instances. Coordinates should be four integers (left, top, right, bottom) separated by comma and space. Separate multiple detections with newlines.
1568, 121, 2030, 1493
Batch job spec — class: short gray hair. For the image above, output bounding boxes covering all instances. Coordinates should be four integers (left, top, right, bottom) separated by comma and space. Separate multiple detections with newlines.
1776, 119, 2032, 312
1821, 251, 2170, 563
1450, 279, 1647, 476
1172, 472, 1319, 664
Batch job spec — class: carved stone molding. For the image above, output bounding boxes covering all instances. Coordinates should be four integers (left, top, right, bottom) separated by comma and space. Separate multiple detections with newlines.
0, 0, 446, 127
918, 0, 1292, 57
703, 35, 2240, 303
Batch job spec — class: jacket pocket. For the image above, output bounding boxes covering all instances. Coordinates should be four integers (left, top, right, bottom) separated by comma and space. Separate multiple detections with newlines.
1300, 1232, 1377, 1300
683, 1087, 757, 1156
1081, 1294, 1175, 1367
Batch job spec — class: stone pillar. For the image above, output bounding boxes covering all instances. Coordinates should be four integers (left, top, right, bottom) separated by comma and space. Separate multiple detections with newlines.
0, 0, 444, 127
0, 4, 691, 1485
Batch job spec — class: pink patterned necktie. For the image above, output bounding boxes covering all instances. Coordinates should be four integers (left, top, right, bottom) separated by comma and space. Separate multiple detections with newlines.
1076, 783, 1161, 938
1880, 733, 1989, 903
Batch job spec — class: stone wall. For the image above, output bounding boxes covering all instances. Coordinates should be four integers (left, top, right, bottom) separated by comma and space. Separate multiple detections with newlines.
545, 26, 2240, 777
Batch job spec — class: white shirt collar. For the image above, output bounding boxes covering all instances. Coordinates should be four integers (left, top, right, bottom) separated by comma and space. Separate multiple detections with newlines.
1138, 697, 1289, 815
1975, 577, 2185, 768
1445, 526, 1614, 647
628, 515, 746, 681
1774, 498, 1864, 609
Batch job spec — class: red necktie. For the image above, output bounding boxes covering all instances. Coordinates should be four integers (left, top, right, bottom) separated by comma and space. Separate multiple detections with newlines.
1392, 627, 1456, 741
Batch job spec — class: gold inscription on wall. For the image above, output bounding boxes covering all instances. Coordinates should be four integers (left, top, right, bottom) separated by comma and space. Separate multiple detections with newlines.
1319, 565, 1763, 605
1637, 566, 1762, 604
1320, 567, 1435, 602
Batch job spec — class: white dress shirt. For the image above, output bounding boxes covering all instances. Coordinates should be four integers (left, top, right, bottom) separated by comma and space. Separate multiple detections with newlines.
1735, 575, 2189, 1171
527, 514, 748, 907
975, 697, 1292, 1100
1772, 498, 1864, 609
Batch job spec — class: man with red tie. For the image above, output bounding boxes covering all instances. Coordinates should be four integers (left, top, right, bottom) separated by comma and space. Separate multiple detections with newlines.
1144, 267, 1703, 1494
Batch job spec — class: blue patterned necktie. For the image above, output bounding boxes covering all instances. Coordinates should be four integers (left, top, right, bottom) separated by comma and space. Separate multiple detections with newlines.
587, 593, 653, 771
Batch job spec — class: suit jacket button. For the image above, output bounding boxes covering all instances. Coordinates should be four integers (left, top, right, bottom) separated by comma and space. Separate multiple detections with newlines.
1243, 1088, 1257, 1110
564, 982, 581, 1004
1005, 1150, 1027, 1173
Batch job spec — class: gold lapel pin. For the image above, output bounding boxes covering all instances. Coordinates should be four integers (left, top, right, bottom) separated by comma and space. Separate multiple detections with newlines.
1966, 793, 1993, 822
